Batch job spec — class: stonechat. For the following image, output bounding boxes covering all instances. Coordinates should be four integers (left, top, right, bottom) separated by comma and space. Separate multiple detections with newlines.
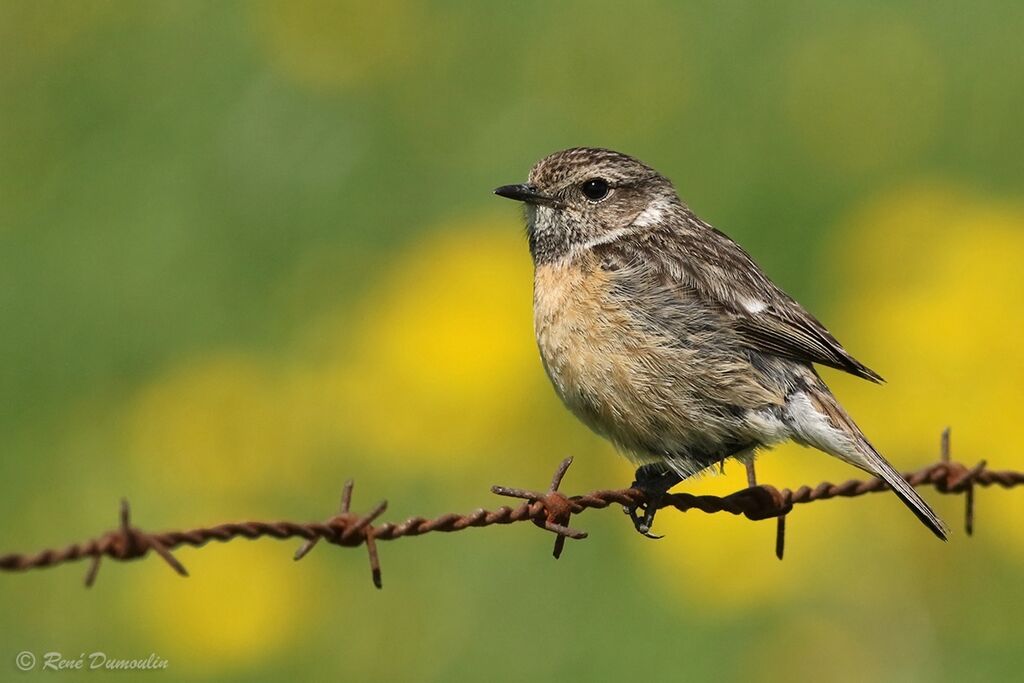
495, 147, 947, 540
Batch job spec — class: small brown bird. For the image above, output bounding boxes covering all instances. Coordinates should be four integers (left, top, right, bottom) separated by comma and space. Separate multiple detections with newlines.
495, 147, 947, 540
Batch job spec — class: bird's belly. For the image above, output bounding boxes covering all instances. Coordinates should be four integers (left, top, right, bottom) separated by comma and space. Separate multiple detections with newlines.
533, 260, 710, 460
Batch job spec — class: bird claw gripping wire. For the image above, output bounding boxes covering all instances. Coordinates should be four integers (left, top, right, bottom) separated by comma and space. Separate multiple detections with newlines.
491, 457, 588, 558
293, 480, 388, 588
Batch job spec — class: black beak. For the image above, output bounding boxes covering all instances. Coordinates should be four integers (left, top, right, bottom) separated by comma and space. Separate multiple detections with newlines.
493, 183, 554, 206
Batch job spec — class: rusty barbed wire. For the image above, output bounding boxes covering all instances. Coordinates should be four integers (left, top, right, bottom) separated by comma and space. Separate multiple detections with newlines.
1, 429, 1021, 588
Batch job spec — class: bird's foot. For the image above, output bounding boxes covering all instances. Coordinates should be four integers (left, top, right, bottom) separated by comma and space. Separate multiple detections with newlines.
625, 499, 663, 539
623, 465, 681, 539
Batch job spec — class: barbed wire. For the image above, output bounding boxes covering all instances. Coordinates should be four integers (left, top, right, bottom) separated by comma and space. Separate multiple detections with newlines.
1, 429, 1021, 589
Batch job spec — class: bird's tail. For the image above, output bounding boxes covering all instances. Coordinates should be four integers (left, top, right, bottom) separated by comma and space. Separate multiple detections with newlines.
787, 381, 949, 541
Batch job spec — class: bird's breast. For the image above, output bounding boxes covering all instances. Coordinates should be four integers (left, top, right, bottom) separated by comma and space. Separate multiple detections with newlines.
532, 256, 662, 443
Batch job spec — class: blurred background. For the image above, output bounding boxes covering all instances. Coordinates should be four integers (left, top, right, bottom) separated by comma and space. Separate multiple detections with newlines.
2, 1, 1022, 680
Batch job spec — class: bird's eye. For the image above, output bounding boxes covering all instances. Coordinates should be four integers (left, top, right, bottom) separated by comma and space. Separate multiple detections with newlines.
581, 178, 609, 201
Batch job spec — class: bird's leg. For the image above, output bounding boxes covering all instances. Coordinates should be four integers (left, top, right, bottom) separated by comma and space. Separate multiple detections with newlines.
623, 463, 682, 539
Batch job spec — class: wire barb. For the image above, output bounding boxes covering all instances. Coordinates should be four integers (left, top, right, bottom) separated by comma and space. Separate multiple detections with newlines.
292, 480, 388, 589
492, 456, 588, 558
745, 459, 790, 559
80, 498, 188, 587
2, 430, 1022, 588
775, 516, 787, 560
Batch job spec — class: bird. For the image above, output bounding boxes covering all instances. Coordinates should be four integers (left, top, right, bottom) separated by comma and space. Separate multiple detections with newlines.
494, 147, 947, 540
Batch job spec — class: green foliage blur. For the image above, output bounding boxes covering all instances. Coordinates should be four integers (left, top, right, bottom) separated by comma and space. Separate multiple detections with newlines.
2, 1, 1023, 681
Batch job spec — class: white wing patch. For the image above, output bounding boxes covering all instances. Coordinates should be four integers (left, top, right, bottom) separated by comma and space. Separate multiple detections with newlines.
742, 298, 768, 314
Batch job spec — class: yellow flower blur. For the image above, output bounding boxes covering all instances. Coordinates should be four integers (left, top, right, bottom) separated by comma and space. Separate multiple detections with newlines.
122, 542, 312, 676
127, 214, 545, 497
127, 354, 319, 510
333, 216, 541, 468
829, 184, 1024, 558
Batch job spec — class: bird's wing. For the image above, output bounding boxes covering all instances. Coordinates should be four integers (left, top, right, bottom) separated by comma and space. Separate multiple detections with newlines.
596, 222, 884, 383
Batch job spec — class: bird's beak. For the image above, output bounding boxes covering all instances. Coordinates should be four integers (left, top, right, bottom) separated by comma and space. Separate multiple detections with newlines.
493, 183, 557, 206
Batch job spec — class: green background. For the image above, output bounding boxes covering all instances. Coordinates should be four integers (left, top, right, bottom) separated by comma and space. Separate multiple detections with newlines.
2, 1, 1023, 681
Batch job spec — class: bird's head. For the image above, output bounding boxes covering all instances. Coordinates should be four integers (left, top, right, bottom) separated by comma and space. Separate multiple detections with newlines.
495, 147, 679, 264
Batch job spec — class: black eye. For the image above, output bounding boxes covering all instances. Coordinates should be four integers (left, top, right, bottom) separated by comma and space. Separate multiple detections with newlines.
581, 178, 609, 201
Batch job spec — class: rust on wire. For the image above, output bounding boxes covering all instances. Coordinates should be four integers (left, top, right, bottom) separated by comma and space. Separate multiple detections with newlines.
292, 479, 388, 589
492, 456, 588, 558
1, 429, 1022, 588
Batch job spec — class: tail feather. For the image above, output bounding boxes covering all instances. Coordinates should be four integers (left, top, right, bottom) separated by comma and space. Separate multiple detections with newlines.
851, 439, 949, 541
787, 382, 949, 540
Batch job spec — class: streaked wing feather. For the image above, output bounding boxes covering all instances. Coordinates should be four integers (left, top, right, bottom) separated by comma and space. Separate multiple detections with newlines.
598, 220, 884, 383
734, 303, 884, 383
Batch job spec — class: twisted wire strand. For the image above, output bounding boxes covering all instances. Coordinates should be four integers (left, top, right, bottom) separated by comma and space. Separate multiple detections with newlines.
1, 454, 1020, 588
